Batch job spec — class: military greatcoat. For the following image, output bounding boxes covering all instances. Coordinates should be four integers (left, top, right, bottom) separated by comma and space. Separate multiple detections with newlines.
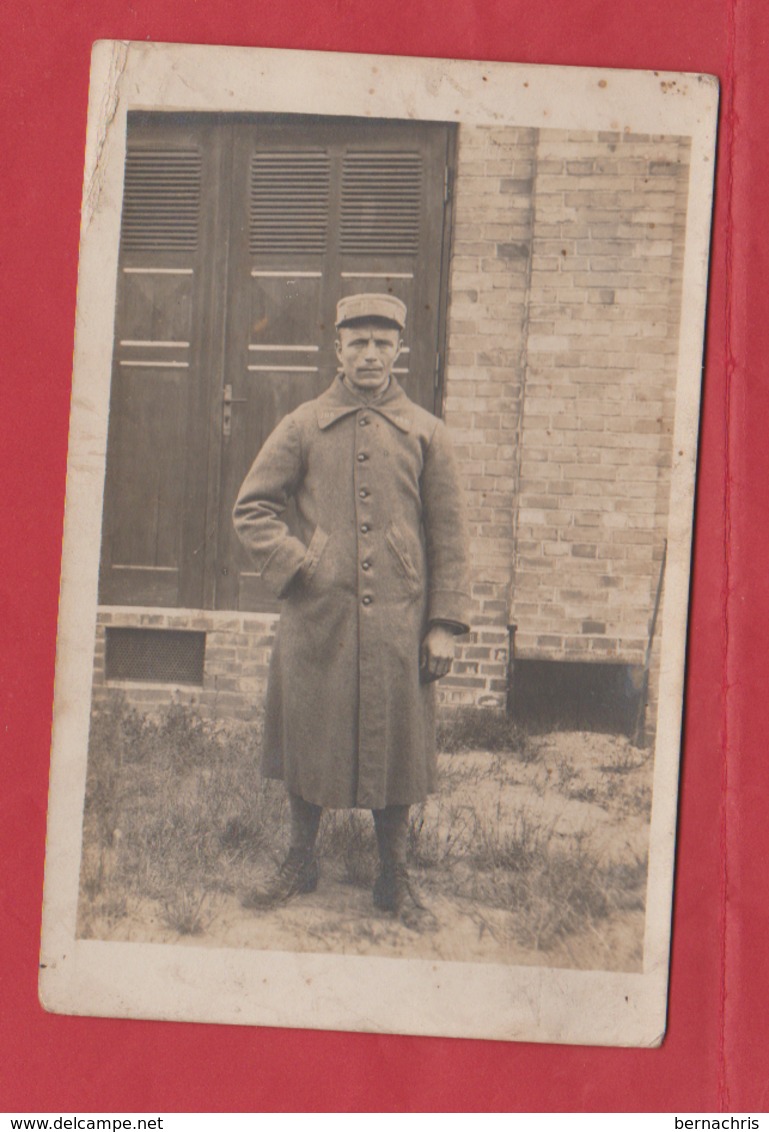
233, 376, 471, 810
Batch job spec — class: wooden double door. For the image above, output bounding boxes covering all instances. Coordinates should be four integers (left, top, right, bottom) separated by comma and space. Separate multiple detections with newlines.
99, 112, 456, 612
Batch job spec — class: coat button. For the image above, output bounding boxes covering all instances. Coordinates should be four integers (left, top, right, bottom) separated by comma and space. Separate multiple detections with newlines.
360, 524, 370, 533
361, 560, 371, 570
357, 453, 368, 462
359, 489, 369, 498
359, 417, 369, 426
362, 596, 372, 605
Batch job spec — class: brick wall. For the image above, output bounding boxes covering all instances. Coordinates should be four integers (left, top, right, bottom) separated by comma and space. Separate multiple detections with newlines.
91, 126, 691, 730
439, 125, 537, 709
92, 608, 277, 719
511, 130, 690, 670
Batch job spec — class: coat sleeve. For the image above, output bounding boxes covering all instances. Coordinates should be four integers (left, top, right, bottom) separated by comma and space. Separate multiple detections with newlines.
232, 415, 309, 599
421, 419, 472, 632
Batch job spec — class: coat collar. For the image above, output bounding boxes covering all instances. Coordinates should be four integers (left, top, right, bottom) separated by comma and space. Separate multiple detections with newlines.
315, 377, 412, 433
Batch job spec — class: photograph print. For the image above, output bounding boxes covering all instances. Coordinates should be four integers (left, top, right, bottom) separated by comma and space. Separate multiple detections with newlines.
41, 43, 717, 1045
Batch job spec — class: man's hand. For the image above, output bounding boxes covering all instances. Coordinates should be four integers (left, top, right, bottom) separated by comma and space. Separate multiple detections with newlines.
420, 624, 456, 682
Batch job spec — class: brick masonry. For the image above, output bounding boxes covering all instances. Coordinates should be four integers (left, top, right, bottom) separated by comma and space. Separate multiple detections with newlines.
512, 129, 690, 677
439, 125, 537, 708
93, 608, 277, 720
91, 125, 691, 733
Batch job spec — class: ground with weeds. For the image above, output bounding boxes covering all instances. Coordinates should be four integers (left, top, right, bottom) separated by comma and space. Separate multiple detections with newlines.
78, 701, 653, 971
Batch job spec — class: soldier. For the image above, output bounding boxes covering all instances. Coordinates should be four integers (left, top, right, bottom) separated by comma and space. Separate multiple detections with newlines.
233, 293, 470, 929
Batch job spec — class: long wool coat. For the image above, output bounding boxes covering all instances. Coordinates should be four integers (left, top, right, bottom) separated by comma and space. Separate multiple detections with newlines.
233, 377, 471, 810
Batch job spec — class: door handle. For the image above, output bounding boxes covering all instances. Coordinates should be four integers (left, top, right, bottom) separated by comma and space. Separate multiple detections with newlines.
222, 383, 248, 437
223, 384, 248, 405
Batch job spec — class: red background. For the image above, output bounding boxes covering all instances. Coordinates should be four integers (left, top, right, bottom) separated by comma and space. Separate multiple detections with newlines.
1, 0, 765, 1112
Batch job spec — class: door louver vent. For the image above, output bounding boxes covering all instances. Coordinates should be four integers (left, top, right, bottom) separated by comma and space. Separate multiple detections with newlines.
250, 152, 330, 255
121, 148, 202, 252
341, 151, 422, 255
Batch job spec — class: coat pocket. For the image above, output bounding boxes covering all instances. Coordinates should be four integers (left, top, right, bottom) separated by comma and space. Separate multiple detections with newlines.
301, 525, 330, 584
385, 522, 421, 593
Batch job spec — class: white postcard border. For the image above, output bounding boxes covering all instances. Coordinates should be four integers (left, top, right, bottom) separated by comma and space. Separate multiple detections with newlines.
40, 40, 718, 1046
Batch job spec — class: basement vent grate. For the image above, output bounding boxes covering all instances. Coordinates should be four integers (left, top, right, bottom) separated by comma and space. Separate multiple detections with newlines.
509, 659, 644, 738
105, 628, 206, 685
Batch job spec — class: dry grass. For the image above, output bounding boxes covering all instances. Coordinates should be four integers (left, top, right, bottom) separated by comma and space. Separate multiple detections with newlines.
79, 696, 282, 936
78, 696, 652, 961
437, 706, 537, 761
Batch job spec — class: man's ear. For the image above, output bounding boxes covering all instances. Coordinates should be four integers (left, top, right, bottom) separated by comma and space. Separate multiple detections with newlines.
334, 337, 342, 363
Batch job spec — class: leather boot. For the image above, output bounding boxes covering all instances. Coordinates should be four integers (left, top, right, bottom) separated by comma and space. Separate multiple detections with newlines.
373, 861, 437, 933
241, 848, 319, 910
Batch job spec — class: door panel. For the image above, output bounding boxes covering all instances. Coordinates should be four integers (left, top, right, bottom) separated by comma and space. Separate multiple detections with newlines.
337, 135, 449, 407
99, 113, 455, 615
99, 118, 220, 608
217, 118, 454, 612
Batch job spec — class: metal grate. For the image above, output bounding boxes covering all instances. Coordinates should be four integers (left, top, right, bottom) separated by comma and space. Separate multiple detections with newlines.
340, 151, 422, 255
121, 147, 202, 252
105, 628, 206, 685
249, 151, 330, 255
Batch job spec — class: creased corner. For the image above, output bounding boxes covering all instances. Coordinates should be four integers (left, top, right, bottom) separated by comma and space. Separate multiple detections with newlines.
82, 41, 129, 232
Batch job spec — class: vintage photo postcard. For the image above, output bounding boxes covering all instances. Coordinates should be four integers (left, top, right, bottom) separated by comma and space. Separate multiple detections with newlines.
40, 40, 717, 1045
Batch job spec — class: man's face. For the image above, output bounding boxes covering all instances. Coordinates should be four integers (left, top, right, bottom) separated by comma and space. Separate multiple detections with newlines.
335, 321, 403, 396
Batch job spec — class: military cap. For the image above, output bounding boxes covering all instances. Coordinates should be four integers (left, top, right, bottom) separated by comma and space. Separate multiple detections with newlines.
335, 293, 407, 330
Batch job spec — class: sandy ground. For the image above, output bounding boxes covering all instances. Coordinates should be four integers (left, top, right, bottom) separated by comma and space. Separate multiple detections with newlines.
84, 731, 653, 972
89, 881, 646, 971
